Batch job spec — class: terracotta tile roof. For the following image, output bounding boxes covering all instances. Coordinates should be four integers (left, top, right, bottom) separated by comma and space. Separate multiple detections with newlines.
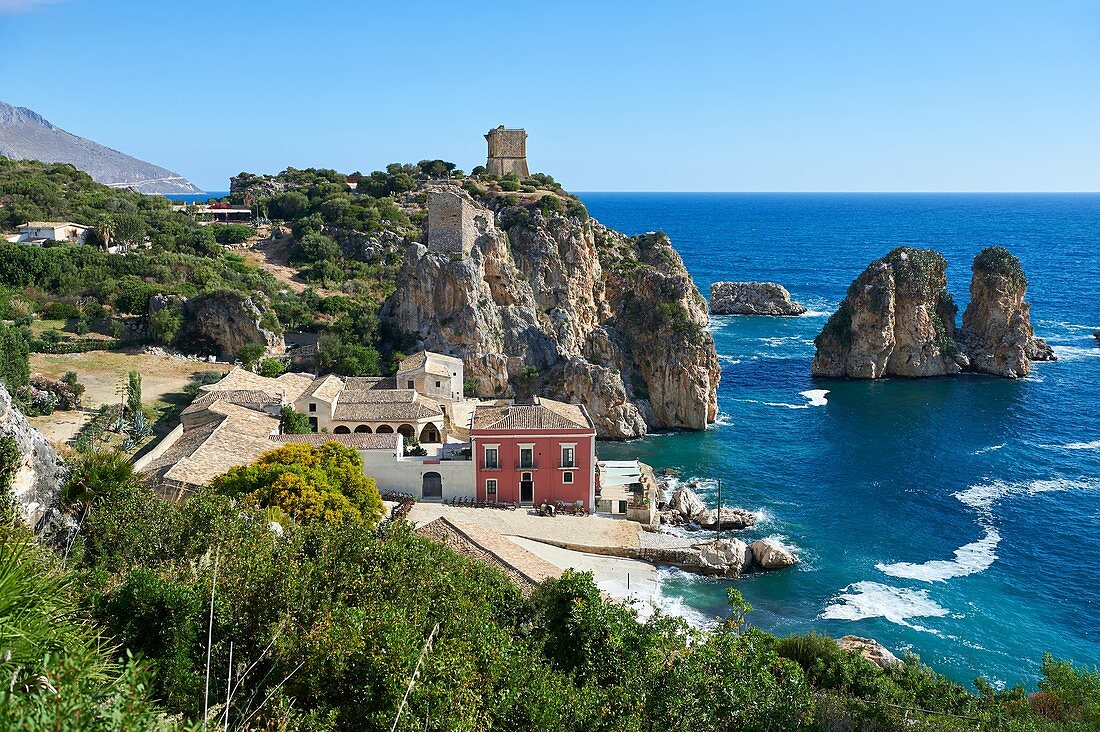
270, 433, 401, 450
425, 362, 453, 377
298, 374, 344, 402
397, 351, 428, 372
472, 397, 593, 431
332, 396, 442, 422
181, 390, 280, 416
344, 376, 397, 390
338, 388, 416, 405
202, 367, 315, 403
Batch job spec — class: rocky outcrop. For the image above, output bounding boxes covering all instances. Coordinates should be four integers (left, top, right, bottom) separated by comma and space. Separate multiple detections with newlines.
960, 247, 1055, 378
812, 248, 961, 378
383, 188, 720, 439
668, 486, 707, 522
175, 290, 285, 360
813, 246, 1054, 380
696, 538, 753, 578
750, 539, 798, 570
1094, 330, 1100, 344
837, 636, 901, 669
0, 384, 71, 540
697, 507, 757, 531
710, 281, 806, 316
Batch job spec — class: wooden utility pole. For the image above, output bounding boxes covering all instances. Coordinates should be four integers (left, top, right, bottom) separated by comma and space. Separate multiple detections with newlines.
716, 478, 722, 542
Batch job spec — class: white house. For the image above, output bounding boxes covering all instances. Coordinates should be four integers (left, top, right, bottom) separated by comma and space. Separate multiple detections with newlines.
6, 222, 91, 245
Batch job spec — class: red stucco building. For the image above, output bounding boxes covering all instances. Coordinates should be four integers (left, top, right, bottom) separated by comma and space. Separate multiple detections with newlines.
471, 397, 597, 510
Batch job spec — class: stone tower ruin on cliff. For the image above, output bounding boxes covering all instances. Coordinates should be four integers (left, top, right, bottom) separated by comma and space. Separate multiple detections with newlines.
484, 126, 529, 177
426, 186, 478, 259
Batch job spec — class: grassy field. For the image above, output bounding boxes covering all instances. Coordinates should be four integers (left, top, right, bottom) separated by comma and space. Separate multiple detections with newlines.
28, 350, 231, 447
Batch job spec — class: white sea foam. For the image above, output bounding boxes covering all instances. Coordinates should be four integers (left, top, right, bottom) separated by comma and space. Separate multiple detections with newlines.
1051, 345, 1100, 361
712, 411, 734, 427
1042, 439, 1100, 451
876, 526, 1001, 583
800, 309, 831, 318
763, 389, 830, 409
972, 444, 1005, 455
954, 477, 1100, 513
717, 354, 742, 366
820, 581, 949, 634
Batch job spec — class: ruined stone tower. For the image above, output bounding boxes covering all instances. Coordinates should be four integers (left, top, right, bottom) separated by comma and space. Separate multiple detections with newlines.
484, 126, 529, 177
427, 187, 477, 259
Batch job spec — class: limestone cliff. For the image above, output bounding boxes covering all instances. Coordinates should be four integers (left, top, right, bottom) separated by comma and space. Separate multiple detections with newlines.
710, 281, 806, 316
0, 383, 69, 536
175, 290, 285, 359
382, 188, 719, 439
811, 248, 961, 378
960, 247, 1054, 378
813, 246, 1054, 380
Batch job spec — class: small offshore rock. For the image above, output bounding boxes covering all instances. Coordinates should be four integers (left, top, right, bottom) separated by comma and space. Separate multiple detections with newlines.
668, 486, 707, 521
695, 538, 753, 578
710, 281, 807, 316
1094, 330, 1100, 344
837, 636, 901, 669
750, 539, 798, 570
697, 507, 756, 530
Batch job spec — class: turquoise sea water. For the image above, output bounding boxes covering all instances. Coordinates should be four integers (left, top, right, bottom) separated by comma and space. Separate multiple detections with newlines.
581, 193, 1100, 688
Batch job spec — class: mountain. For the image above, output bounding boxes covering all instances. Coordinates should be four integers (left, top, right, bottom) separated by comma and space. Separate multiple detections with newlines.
0, 101, 202, 195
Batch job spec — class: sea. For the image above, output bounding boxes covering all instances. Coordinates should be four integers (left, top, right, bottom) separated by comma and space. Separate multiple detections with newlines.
580, 193, 1100, 689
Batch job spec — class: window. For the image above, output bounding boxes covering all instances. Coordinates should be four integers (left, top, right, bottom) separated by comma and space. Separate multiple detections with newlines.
407, 379, 414, 389
519, 446, 534, 469
308, 403, 317, 413
561, 445, 575, 468
563, 471, 574, 484
484, 446, 499, 469
435, 380, 441, 388
486, 479, 497, 495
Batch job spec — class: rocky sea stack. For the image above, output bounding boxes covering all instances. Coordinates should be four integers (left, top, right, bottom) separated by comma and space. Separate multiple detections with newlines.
709, 281, 807, 316
812, 246, 1054, 379
384, 187, 720, 439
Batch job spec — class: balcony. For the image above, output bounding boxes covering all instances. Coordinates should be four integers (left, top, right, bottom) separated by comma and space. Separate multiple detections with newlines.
559, 461, 577, 469
516, 460, 537, 470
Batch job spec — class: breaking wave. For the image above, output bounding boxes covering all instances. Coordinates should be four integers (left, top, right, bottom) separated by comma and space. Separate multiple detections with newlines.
763, 389, 830, 409
876, 527, 1001, 583
820, 581, 949, 634
953, 477, 1100, 514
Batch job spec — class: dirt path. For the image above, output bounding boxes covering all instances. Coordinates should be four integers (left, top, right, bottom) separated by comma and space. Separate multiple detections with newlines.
243, 235, 341, 297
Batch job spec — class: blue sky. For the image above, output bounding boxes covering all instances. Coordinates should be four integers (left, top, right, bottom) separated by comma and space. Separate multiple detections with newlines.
2, 0, 1098, 192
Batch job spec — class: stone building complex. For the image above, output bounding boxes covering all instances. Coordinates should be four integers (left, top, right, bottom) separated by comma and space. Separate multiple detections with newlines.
484, 126, 529, 177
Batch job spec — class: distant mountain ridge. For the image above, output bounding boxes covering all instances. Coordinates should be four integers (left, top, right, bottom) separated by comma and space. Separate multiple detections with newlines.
0, 101, 202, 195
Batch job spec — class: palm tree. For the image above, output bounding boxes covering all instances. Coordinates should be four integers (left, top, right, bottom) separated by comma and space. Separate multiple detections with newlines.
93, 215, 115, 252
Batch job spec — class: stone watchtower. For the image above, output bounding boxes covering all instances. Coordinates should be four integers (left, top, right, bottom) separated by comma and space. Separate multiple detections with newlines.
484, 126, 529, 178
427, 187, 477, 259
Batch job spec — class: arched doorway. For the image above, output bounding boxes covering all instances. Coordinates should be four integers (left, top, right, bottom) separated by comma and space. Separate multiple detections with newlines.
422, 471, 442, 500
376, 424, 394, 434
354, 424, 372, 433
397, 424, 416, 439
419, 424, 440, 443
333, 425, 351, 434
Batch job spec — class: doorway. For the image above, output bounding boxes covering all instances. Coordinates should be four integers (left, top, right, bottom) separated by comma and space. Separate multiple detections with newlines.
520, 472, 533, 504
422, 471, 442, 500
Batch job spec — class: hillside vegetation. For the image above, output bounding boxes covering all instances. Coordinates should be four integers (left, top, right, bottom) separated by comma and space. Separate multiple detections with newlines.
2, 447, 1099, 731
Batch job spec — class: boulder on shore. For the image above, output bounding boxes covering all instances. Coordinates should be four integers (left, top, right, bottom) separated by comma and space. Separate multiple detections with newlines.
696, 538, 753, 578
837, 636, 901, 669
697, 507, 756, 530
750, 539, 798, 570
668, 486, 707, 521
710, 281, 807, 316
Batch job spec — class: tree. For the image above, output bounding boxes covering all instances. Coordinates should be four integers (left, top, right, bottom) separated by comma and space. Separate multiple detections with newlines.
0, 322, 30, 392
124, 370, 142, 422
236, 343, 265, 370
258, 357, 287, 378
210, 442, 383, 527
279, 405, 312, 434
149, 301, 183, 345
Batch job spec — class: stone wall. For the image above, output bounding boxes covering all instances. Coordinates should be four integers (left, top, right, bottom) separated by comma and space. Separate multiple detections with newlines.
427, 189, 478, 259
485, 126, 530, 177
